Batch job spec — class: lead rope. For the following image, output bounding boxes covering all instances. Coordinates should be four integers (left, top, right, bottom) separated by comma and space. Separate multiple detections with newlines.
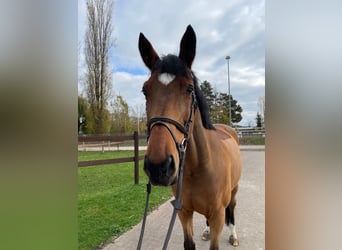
136, 182, 151, 250
162, 138, 187, 250
137, 91, 195, 250
136, 139, 187, 250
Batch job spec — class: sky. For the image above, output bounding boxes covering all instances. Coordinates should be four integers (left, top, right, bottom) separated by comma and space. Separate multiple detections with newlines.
78, 0, 265, 126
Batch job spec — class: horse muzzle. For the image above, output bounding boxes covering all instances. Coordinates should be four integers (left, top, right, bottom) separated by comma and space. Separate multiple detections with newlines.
144, 155, 177, 186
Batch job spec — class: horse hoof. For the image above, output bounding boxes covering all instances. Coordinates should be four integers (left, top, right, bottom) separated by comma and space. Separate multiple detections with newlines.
229, 235, 239, 247
201, 231, 210, 241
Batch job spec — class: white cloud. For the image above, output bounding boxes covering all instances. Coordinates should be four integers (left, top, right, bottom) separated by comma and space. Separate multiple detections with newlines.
78, 0, 265, 126
112, 71, 147, 106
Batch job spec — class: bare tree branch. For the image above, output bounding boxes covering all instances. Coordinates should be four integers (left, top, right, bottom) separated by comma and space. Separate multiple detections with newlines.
84, 0, 113, 133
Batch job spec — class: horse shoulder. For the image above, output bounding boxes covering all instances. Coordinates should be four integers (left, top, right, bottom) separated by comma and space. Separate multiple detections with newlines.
212, 124, 242, 187
213, 124, 239, 143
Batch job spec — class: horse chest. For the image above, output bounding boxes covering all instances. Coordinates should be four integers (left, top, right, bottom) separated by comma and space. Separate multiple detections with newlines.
180, 171, 225, 214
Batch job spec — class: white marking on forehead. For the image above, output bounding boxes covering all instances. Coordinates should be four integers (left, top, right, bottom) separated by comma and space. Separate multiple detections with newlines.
158, 73, 176, 85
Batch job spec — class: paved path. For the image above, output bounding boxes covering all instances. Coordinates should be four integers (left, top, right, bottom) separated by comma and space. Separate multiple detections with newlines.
102, 149, 265, 250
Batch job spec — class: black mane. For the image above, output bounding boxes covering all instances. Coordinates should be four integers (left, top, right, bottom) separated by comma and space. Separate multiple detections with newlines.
152, 54, 215, 130
192, 74, 216, 130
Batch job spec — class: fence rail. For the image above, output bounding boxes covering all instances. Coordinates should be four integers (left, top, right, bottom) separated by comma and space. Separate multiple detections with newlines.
236, 128, 265, 138
78, 132, 146, 184
78, 129, 264, 184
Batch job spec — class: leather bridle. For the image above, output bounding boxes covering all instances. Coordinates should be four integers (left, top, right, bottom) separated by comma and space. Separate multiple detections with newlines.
146, 89, 197, 155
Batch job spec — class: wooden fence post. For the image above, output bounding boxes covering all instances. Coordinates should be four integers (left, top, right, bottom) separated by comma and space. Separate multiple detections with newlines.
134, 131, 139, 184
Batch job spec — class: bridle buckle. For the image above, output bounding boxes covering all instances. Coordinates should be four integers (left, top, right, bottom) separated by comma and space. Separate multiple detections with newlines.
179, 138, 188, 153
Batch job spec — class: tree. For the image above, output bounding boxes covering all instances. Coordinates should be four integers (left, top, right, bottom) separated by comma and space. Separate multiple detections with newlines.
258, 96, 265, 127
199, 80, 243, 125
86, 108, 111, 134
212, 92, 228, 124
214, 93, 243, 125
256, 112, 263, 128
110, 95, 132, 134
229, 96, 243, 124
130, 104, 147, 134
78, 96, 88, 134
84, 0, 114, 134
200, 80, 216, 114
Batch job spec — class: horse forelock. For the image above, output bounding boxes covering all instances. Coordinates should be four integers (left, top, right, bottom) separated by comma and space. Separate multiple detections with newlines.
148, 54, 215, 131
151, 54, 191, 78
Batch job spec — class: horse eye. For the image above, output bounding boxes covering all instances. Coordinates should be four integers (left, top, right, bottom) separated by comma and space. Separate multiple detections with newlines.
186, 85, 194, 94
142, 87, 147, 96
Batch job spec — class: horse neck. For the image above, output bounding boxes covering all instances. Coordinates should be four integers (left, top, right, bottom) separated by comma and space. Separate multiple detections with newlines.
185, 110, 211, 168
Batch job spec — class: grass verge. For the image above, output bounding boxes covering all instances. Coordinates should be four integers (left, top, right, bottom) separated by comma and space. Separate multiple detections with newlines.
239, 136, 265, 145
78, 151, 172, 250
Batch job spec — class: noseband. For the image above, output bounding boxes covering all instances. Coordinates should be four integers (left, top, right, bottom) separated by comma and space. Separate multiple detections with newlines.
137, 90, 197, 250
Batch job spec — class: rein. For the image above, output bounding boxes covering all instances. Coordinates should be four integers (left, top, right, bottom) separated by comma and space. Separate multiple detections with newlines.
137, 91, 197, 250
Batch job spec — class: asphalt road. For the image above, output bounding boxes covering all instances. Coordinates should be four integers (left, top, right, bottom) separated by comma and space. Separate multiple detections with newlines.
102, 149, 265, 250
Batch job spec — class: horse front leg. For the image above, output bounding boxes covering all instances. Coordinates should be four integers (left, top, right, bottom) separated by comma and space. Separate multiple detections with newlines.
178, 209, 195, 250
227, 185, 239, 247
208, 209, 225, 250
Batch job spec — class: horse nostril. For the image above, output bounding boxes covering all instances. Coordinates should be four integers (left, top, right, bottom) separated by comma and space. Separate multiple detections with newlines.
164, 156, 174, 176
144, 155, 175, 185
144, 155, 151, 175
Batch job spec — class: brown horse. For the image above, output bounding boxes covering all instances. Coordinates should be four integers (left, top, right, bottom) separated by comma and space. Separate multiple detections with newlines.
138, 25, 242, 250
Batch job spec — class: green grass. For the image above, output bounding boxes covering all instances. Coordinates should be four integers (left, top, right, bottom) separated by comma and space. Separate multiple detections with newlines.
108, 134, 265, 146
239, 136, 265, 145
78, 151, 172, 250
78, 135, 264, 249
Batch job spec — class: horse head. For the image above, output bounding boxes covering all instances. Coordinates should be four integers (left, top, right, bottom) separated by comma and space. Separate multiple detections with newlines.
138, 25, 197, 186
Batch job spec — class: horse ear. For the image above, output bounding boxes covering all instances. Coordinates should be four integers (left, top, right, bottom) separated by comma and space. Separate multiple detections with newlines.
179, 25, 196, 69
138, 33, 160, 71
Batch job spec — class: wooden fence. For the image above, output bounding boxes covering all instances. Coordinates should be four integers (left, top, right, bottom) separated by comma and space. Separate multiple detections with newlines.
78, 131, 146, 184
236, 128, 265, 138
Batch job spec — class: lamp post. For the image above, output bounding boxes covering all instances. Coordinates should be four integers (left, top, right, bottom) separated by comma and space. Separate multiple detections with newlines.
226, 56, 232, 126
137, 104, 140, 134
